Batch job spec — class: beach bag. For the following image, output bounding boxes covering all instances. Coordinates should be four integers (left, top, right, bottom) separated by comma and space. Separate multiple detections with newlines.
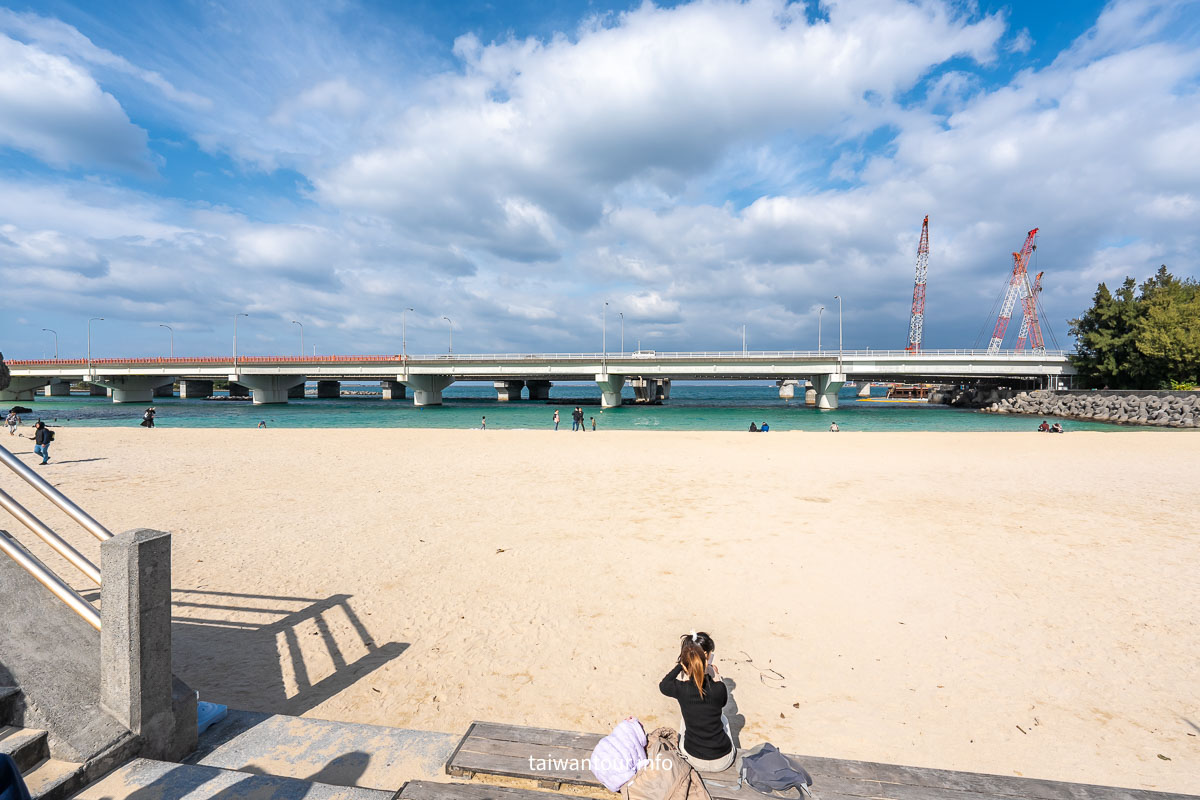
624, 728, 710, 800
741, 743, 816, 799
46, 429, 55, 442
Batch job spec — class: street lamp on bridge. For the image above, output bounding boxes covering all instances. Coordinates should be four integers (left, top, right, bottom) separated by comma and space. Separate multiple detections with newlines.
833, 295, 843, 368
41, 328, 58, 359
291, 320, 304, 357
402, 308, 414, 359
442, 316, 453, 354
818, 307, 824, 353
618, 312, 624, 354
159, 324, 174, 357
233, 313, 248, 367
87, 318, 103, 374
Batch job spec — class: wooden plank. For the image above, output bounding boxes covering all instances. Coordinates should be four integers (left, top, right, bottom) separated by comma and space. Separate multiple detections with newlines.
459, 736, 596, 763
400, 781, 562, 800
445, 722, 479, 778
451, 749, 596, 787
467, 722, 605, 750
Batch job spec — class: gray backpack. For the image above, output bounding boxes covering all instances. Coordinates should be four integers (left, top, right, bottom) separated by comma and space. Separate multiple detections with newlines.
740, 744, 817, 800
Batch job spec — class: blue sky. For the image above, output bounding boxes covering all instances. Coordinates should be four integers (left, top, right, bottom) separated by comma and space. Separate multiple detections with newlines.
1, 0, 1198, 359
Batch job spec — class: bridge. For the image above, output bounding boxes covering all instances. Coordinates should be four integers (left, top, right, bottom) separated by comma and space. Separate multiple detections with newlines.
2, 349, 1075, 409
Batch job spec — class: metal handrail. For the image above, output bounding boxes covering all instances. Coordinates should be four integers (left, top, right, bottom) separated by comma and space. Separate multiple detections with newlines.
0, 445, 113, 541
0, 487, 100, 584
0, 530, 100, 630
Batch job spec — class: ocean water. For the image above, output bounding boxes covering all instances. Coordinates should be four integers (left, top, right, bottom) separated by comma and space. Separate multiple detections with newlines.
16, 382, 1166, 432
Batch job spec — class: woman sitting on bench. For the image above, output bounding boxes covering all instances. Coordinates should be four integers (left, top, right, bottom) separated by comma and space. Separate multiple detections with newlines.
659, 631, 735, 772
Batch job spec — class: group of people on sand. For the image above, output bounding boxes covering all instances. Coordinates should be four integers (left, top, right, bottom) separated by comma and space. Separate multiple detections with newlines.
561, 407, 594, 431
747, 421, 770, 432
1037, 420, 1064, 433
748, 421, 841, 432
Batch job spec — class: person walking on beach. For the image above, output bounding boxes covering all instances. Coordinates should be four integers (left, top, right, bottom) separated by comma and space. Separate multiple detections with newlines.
553, 409, 560, 430
659, 631, 735, 773
590, 416, 596, 431
481, 416, 487, 430
32, 421, 52, 465
5, 410, 19, 436
572, 407, 582, 431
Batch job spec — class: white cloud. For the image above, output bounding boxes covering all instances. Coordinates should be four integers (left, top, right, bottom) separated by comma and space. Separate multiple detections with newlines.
0, 33, 152, 171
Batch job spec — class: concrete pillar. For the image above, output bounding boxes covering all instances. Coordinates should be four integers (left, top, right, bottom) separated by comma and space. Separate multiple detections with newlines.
804, 379, 817, 406
817, 373, 846, 410
778, 379, 798, 401
661, 378, 671, 400
100, 528, 177, 759
227, 383, 250, 397
316, 380, 340, 399
526, 380, 551, 401
88, 383, 108, 396
43, 380, 71, 397
232, 374, 306, 404
288, 383, 306, 399
0, 377, 49, 402
178, 380, 213, 399
596, 373, 625, 408
381, 380, 406, 400
154, 383, 175, 398
858, 383, 872, 398
403, 375, 454, 406
92, 376, 176, 403
494, 380, 525, 402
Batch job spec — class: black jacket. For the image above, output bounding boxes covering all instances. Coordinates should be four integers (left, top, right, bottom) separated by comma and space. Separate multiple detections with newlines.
34, 427, 50, 445
659, 664, 732, 760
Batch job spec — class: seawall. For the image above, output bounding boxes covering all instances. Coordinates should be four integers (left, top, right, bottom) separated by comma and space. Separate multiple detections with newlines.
981, 389, 1200, 428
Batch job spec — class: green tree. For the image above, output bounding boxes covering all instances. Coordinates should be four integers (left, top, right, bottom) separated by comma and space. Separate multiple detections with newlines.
1069, 266, 1200, 388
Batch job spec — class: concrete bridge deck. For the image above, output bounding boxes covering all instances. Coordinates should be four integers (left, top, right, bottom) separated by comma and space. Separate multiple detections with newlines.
3, 349, 1075, 408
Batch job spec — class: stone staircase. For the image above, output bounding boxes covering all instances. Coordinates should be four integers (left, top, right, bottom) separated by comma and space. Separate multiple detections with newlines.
1, 688, 88, 800
61, 709, 461, 800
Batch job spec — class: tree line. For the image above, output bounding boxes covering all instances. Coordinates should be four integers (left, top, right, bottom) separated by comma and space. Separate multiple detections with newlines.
1069, 266, 1199, 390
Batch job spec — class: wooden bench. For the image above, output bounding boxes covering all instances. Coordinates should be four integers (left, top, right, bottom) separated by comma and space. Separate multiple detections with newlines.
444, 721, 1197, 800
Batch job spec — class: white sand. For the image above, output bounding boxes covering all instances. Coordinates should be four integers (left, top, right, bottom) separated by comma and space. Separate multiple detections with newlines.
5, 428, 1198, 792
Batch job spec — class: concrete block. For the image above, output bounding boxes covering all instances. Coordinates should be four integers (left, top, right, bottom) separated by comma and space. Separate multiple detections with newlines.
316, 380, 340, 399
100, 529, 176, 759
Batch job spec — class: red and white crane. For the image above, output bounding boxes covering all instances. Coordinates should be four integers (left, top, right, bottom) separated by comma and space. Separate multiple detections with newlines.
905, 215, 930, 352
1015, 270, 1045, 353
986, 228, 1038, 354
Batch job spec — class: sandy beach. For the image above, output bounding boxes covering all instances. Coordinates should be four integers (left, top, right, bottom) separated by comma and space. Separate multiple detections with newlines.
4, 428, 1198, 793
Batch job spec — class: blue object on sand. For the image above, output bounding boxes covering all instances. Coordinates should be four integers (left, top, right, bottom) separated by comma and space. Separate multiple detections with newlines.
197, 701, 228, 735
0, 753, 32, 800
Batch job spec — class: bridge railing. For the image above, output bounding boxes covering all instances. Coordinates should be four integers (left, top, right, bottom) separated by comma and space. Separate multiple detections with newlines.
7, 349, 1071, 367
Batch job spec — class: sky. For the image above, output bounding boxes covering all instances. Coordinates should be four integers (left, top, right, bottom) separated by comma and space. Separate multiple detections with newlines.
1, 0, 1198, 359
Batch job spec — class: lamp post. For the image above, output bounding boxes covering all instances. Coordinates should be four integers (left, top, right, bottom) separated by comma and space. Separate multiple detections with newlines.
742, 324, 746, 354
833, 295, 843, 368
402, 308, 414, 359
87, 318, 103, 375
42, 328, 58, 359
618, 312, 624, 354
233, 313, 248, 367
818, 307, 824, 353
291, 320, 304, 357
603, 301, 608, 367
159, 324, 174, 357
442, 316, 453, 354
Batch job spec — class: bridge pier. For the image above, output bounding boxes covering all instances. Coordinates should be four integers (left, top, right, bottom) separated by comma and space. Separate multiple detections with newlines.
232, 374, 306, 404
289, 383, 306, 399
316, 380, 340, 399
526, 380, 551, 401
804, 380, 817, 406
43, 380, 71, 397
381, 380, 406, 400
778, 379, 798, 401
403, 375, 454, 406
0, 377, 49, 402
228, 383, 249, 398
494, 380, 524, 402
88, 383, 108, 396
630, 377, 669, 404
858, 383, 872, 398
154, 383, 175, 398
92, 376, 176, 403
596, 374, 625, 408
817, 373, 846, 410
178, 380, 213, 399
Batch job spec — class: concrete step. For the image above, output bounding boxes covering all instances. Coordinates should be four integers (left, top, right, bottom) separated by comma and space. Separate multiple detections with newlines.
21, 756, 86, 800
0, 725, 50, 773
71, 757, 398, 800
0, 687, 19, 724
187, 710, 459, 793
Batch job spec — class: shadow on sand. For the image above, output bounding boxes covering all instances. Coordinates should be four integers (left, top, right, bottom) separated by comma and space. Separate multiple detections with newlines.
171, 589, 406, 716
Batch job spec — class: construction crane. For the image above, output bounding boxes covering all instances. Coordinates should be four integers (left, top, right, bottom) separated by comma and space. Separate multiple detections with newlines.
1015, 271, 1045, 353
986, 228, 1038, 354
905, 215, 930, 352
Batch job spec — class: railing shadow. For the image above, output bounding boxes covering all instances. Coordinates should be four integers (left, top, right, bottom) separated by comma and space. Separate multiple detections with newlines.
171, 589, 406, 716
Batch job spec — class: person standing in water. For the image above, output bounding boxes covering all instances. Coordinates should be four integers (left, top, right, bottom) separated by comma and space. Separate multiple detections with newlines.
659, 631, 735, 772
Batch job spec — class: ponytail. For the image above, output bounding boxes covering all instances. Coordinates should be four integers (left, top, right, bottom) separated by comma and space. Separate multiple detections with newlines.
678, 631, 713, 699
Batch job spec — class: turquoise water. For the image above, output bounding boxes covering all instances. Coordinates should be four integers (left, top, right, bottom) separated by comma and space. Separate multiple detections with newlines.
16, 383, 1165, 432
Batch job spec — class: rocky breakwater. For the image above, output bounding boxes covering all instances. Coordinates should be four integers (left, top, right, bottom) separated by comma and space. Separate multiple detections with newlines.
984, 389, 1200, 428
